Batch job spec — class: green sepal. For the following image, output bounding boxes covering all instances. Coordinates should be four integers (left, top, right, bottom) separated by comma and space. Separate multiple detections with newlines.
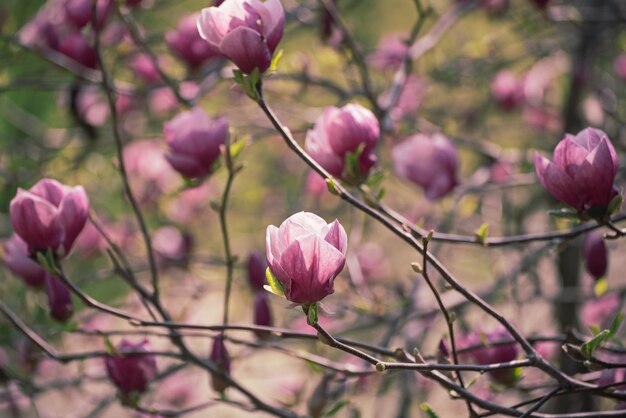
233, 68, 261, 100
419, 403, 440, 418
306, 303, 318, 326
547, 208, 579, 219
264, 267, 285, 298
323, 399, 350, 417
474, 223, 489, 245
325, 177, 339, 195
607, 190, 623, 215
581, 312, 623, 360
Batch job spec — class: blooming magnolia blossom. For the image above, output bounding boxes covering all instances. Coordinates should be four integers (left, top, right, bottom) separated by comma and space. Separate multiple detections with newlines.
534, 128, 619, 213
305, 103, 380, 180
163, 107, 229, 178
105, 339, 157, 396
10, 178, 89, 255
3, 234, 46, 287
583, 232, 608, 281
266, 212, 347, 304
197, 0, 285, 74
392, 133, 459, 200
166, 14, 219, 69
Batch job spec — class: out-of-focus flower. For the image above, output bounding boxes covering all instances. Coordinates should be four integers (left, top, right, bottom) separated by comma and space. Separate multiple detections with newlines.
75, 87, 109, 126
319, 0, 343, 47
598, 368, 626, 391
530, 0, 550, 9
253, 292, 273, 339
392, 133, 459, 200
305, 171, 329, 198
152, 226, 193, 266
163, 107, 228, 179
247, 251, 266, 292
105, 339, 157, 397
10, 178, 89, 256
378, 75, 424, 124
534, 128, 619, 214
523, 106, 562, 132
354, 242, 389, 282
148, 82, 199, 115
165, 182, 213, 224
130, 54, 161, 84
581, 293, 621, 329
461, 327, 519, 386
583, 232, 608, 281
58, 32, 98, 68
64, 0, 112, 29
266, 212, 347, 305
368, 34, 408, 71
3, 234, 46, 287
166, 14, 219, 70
18, 0, 65, 50
614, 54, 626, 81
305, 103, 380, 181
45, 274, 73, 321
482, 0, 509, 16
197, 0, 285, 74
209, 336, 231, 393
491, 70, 524, 111
123, 140, 180, 204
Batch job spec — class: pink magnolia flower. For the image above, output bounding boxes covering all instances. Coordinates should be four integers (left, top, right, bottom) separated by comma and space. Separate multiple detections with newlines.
148, 82, 199, 115
197, 0, 285, 74
3, 234, 46, 287
305, 103, 380, 181
266, 212, 347, 304
534, 128, 619, 213
491, 70, 524, 111
460, 327, 519, 386
581, 293, 621, 329
129, 53, 161, 84
45, 274, 73, 322
105, 339, 157, 396
368, 34, 408, 71
163, 107, 229, 179
57, 32, 98, 69
64, 0, 112, 29
392, 133, 459, 200
123, 140, 180, 204
166, 14, 219, 70
583, 232, 608, 281
10, 178, 89, 255
305, 171, 328, 198
152, 226, 193, 266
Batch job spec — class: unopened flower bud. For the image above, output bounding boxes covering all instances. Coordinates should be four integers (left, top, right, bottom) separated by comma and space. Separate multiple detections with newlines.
583, 232, 608, 281
105, 339, 157, 398
209, 336, 231, 393
45, 274, 73, 322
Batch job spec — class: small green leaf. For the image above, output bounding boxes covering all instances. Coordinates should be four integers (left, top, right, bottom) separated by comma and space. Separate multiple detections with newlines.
474, 223, 489, 245
411, 262, 423, 274
375, 187, 385, 202
343, 144, 365, 182
269, 49, 283, 73
62, 321, 80, 332
229, 136, 249, 161
607, 191, 623, 215
594, 278, 608, 297
547, 209, 579, 219
581, 329, 610, 360
104, 336, 118, 356
364, 171, 384, 188
325, 177, 339, 195
305, 360, 324, 374
323, 399, 350, 417
306, 303, 318, 326
419, 403, 440, 418
264, 267, 285, 298
608, 311, 623, 337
